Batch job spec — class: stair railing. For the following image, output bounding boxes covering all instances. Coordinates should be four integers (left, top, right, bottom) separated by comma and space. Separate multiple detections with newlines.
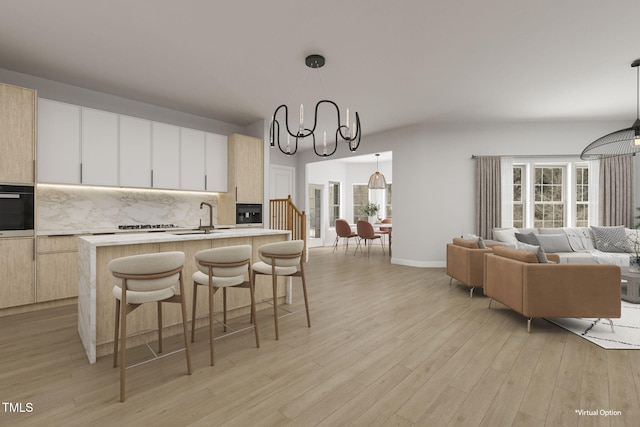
269, 195, 307, 261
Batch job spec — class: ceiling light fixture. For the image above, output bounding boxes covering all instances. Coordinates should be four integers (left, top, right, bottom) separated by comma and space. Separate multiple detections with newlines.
368, 154, 387, 189
581, 59, 640, 160
269, 54, 361, 157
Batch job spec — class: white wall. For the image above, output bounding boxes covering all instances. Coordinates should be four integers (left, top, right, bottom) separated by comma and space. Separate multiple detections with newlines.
0, 67, 246, 135
275, 119, 634, 267
388, 120, 633, 267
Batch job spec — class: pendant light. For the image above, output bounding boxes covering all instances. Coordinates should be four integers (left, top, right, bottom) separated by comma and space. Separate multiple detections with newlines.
581, 59, 640, 160
368, 154, 387, 189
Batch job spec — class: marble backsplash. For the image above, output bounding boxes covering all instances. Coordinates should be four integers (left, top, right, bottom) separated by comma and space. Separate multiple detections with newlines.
37, 185, 218, 232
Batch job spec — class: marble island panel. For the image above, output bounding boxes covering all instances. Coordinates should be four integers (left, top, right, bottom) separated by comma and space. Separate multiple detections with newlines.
78, 228, 291, 363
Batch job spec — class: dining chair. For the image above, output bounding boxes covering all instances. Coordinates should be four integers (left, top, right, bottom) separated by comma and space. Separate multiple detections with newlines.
378, 218, 392, 245
192, 245, 259, 366
355, 220, 385, 256
110, 251, 192, 402
333, 218, 359, 252
252, 240, 309, 340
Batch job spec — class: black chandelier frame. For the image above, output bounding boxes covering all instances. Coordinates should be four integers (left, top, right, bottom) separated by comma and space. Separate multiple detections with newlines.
269, 54, 362, 157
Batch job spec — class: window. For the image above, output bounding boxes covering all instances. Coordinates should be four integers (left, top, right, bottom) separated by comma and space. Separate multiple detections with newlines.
513, 166, 524, 228
576, 164, 589, 227
353, 184, 368, 223
329, 181, 340, 227
384, 183, 392, 218
510, 161, 588, 229
533, 166, 565, 228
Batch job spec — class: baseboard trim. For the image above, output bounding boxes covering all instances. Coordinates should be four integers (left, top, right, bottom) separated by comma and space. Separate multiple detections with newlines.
391, 258, 445, 268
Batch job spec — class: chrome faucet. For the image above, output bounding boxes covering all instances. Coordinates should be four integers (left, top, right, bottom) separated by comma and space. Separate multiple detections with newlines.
199, 202, 214, 232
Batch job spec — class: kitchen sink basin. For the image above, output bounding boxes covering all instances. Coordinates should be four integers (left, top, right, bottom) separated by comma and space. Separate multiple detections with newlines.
171, 230, 222, 235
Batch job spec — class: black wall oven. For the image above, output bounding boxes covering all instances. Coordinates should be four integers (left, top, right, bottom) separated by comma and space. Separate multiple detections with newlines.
236, 203, 263, 227
0, 184, 34, 237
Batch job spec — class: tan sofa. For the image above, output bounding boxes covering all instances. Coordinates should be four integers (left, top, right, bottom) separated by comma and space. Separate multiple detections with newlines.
484, 246, 621, 332
446, 238, 493, 297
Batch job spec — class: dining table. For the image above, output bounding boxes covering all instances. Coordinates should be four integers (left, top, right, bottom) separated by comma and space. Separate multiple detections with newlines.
351, 222, 392, 257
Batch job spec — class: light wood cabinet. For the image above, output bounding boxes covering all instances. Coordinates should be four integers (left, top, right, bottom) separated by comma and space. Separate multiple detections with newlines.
0, 83, 36, 184
219, 134, 263, 224
231, 134, 263, 202
36, 236, 79, 302
0, 238, 35, 308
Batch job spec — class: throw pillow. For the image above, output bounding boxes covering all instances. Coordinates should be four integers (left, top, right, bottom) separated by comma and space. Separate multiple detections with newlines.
515, 232, 540, 246
478, 237, 487, 249
516, 241, 550, 263
625, 228, 640, 254
493, 228, 518, 245
465, 233, 487, 249
590, 226, 630, 253
535, 234, 573, 253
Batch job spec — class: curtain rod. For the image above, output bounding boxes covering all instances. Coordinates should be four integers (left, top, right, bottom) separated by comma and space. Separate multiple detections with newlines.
471, 154, 581, 159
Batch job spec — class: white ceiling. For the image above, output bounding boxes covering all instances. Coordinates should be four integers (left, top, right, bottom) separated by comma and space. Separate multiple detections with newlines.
2, 0, 640, 138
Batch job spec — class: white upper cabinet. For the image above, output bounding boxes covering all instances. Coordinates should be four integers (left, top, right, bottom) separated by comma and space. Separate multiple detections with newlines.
37, 100, 229, 191
119, 115, 152, 187
205, 132, 228, 192
81, 108, 119, 186
37, 99, 81, 184
151, 122, 180, 189
180, 128, 206, 191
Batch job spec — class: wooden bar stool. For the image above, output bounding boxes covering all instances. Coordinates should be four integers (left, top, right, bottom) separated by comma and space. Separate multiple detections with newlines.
110, 251, 192, 402
192, 245, 259, 366
252, 240, 309, 340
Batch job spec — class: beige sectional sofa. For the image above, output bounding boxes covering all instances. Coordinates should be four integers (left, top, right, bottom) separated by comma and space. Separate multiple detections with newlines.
484, 245, 621, 332
490, 226, 640, 265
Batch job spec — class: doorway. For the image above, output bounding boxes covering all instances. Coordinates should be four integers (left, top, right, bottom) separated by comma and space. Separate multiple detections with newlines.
308, 183, 323, 248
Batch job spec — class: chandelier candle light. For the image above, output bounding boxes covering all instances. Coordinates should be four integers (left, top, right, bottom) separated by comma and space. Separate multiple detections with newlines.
269, 54, 361, 157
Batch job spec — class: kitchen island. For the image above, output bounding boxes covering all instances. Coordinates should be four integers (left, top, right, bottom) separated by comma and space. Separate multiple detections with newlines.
78, 228, 290, 363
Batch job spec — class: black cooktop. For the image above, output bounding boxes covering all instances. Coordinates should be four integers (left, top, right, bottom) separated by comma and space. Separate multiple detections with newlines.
117, 224, 177, 230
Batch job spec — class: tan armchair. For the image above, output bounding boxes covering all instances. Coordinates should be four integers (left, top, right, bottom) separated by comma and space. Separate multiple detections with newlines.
484, 246, 621, 332
446, 237, 492, 297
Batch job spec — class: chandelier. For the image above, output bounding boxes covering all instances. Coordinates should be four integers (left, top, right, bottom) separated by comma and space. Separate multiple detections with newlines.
581, 59, 640, 160
269, 54, 361, 157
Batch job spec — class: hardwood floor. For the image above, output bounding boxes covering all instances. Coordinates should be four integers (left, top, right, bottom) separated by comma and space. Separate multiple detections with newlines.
1, 246, 639, 426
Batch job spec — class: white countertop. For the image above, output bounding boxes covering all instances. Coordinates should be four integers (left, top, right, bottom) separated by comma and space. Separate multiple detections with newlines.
37, 225, 237, 237
78, 227, 290, 246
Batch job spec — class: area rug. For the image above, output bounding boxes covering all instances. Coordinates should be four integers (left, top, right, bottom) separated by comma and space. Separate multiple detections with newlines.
546, 302, 640, 350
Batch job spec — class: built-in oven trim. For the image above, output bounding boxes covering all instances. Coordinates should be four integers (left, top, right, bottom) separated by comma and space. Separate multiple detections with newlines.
0, 229, 35, 238
0, 183, 35, 238
235, 223, 263, 228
